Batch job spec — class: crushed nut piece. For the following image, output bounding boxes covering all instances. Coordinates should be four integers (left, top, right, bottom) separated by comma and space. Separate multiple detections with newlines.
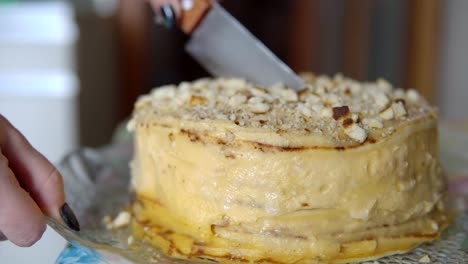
372, 91, 390, 109
344, 123, 367, 142
406, 89, 420, 102
377, 78, 392, 92
298, 104, 313, 117
362, 118, 383, 129
392, 102, 407, 118
276, 88, 298, 101
332, 106, 350, 120
248, 96, 263, 104
249, 103, 270, 114
222, 78, 246, 90
320, 107, 333, 118
228, 95, 247, 107
189, 95, 206, 105
342, 118, 354, 128
380, 107, 394, 120
251, 87, 267, 96
394, 88, 405, 98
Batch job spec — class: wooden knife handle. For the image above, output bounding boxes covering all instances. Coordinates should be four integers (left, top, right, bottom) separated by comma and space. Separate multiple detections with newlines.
179, 0, 212, 34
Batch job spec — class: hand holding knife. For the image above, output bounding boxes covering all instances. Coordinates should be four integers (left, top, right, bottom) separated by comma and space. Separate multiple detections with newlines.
152, 0, 305, 90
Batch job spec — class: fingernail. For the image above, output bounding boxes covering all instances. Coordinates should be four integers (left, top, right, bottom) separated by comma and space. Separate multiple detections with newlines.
160, 4, 176, 29
60, 203, 80, 231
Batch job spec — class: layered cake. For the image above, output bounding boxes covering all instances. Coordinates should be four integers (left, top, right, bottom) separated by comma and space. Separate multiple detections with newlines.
128, 74, 448, 263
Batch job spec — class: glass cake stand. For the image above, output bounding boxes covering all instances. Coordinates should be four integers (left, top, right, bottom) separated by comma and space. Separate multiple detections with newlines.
51, 123, 468, 264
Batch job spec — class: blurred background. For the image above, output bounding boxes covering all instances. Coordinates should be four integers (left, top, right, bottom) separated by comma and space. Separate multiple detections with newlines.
0, 0, 467, 263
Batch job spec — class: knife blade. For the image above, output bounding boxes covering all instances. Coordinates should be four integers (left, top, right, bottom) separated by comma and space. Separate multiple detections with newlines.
180, 0, 305, 90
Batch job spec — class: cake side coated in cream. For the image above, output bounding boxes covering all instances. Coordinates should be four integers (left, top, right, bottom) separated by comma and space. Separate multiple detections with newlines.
128, 75, 448, 263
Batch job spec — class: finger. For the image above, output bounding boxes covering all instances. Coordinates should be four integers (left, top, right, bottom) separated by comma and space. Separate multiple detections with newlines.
0, 115, 64, 221
149, 0, 181, 18
0, 150, 46, 247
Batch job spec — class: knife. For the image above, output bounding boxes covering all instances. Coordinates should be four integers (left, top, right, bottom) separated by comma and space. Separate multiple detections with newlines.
175, 0, 305, 90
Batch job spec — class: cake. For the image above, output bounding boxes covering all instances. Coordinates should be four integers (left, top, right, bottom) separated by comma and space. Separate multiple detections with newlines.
128, 74, 448, 263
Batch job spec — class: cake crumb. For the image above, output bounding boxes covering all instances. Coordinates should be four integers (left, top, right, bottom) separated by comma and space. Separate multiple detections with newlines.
127, 235, 134, 246
105, 211, 132, 230
419, 255, 431, 263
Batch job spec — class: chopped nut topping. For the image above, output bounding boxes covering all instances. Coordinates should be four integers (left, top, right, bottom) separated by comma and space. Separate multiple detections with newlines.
130, 75, 435, 143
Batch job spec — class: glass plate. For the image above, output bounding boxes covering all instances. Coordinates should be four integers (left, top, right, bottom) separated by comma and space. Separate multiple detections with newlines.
50, 127, 468, 264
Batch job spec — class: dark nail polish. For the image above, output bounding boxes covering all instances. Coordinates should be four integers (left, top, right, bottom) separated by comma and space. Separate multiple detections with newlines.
160, 4, 176, 29
60, 203, 80, 231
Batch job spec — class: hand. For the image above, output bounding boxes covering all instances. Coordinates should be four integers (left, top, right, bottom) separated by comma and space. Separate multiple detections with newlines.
0, 115, 79, 247
148, 0, 181, 28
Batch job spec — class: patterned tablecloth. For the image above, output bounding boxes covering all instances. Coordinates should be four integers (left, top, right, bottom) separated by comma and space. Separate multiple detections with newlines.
52, 122, 468, 264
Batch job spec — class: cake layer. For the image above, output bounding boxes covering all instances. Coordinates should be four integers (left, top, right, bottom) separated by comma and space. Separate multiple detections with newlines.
130, 114, 447, 263
132, 197, 447, 263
